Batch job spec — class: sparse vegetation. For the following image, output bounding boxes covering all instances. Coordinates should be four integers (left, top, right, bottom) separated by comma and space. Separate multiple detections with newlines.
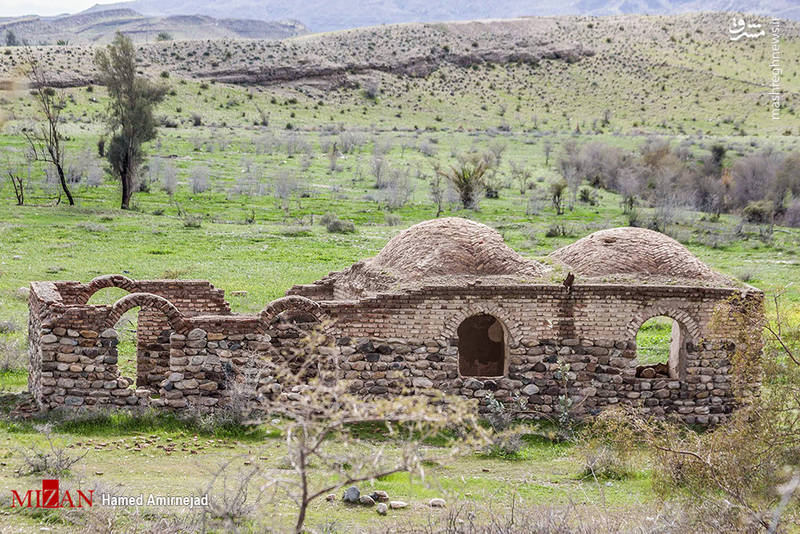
435, 154, 489, 209
0, 11, 800, 533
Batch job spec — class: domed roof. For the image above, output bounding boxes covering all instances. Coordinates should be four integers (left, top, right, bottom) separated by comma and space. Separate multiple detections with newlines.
549, 227, 730, 284
371, 218, 547, 280
313, 218, 548, 298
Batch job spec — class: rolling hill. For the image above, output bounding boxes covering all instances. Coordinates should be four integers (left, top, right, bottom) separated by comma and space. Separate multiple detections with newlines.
0, 8, 307, 45
0, 13, 797, 137
85, 0, 800, 31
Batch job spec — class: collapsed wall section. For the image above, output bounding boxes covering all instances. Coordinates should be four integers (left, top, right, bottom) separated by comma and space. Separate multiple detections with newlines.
26, 278, 233, 410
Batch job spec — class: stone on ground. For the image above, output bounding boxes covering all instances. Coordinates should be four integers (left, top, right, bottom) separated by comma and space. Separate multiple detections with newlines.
342, 486, 360, 503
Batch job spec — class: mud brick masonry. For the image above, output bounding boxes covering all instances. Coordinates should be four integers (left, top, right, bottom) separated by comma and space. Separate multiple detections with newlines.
28, 218, 763, 425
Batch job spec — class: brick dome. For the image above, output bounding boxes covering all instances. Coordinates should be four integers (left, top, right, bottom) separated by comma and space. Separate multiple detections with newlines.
306, 217, 549, 298
371, 217, 547, 280
549, 227, 730, 284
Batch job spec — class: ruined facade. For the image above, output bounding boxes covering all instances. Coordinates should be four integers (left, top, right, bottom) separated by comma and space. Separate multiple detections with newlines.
28, 218, 763, 425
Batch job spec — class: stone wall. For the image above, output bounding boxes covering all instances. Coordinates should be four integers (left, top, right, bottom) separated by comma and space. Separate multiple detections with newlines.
28, 276, 762, 426
27, 276, 232, 411
309, 284, 761, 425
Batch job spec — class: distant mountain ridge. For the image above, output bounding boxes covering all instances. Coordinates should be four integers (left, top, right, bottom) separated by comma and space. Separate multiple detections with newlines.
0, 7, 307, 44
82, 0, 800, 31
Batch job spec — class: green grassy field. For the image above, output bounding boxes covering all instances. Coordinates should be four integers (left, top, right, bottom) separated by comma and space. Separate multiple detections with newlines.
0, 125, 797, 531
1, 412, 662, 533
1, 13, 800, 532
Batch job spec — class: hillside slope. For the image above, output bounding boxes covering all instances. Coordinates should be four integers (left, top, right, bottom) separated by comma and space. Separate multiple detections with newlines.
87, 0, 800, 31
0, 8, 307, 44
0, 13, 798, 136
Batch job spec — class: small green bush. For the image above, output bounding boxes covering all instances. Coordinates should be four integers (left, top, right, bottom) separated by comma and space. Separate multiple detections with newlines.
742, 201, 773, 224
326, 218, 355, 234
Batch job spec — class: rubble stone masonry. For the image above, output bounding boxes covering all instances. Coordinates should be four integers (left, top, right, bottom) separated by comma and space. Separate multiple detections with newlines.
28, 273, 762, 426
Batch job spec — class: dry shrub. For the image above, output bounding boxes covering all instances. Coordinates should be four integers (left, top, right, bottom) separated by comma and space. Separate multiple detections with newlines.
579, 442, 633, 481
187, 325, 488, 533
0, 337, 25, 372
197, 458, 270, 531
372, 497, 750, 534
61, 481, 199, 534
17, 423, 87, 476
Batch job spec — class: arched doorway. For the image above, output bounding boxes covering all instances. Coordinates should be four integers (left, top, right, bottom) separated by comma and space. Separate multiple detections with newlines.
103, 293, 185, 394
457, 313, 506, 377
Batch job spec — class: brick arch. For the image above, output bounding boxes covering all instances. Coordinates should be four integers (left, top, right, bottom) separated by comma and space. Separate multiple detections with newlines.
260, 296, 326, 323
103, 293, 186, 333
440, 306, 523, 348
77, 274, 139, 304
625, 306, 701, 342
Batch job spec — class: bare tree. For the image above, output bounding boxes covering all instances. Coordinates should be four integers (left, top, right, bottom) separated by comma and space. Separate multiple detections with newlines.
243, 327, 484, 533
486, 140, 507, 169
617, 164, 643, 214
21, 47, 75, 205
6, 166, 25, 205
558, 140, 582, 209
371, 155, 388, 188
381, 166, 414, 210
274, 170, 298, 216
543, 140, 553, 167
730, 152, 779, 210
429, 171, 445, 217
510, 160, 533, 195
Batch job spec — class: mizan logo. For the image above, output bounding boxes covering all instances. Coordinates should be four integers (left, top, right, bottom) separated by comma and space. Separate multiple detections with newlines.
11, 479, 93, 508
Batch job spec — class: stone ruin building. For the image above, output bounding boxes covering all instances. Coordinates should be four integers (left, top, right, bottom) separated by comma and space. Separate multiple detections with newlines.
27, 218, 763, 425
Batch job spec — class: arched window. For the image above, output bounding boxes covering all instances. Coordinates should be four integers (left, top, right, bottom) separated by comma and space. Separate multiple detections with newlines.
110, 305, 172, 393
634, 316, 687, 380
113, 306, 139, 386
457, 314, 506, 377
86, 286, 130, 306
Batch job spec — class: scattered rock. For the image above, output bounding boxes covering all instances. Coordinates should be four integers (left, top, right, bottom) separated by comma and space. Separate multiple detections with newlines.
325, 494, 336, 502
429, 498, 446, 508
389, 500, 408, 509
370, 490, 389, 502
376, 503, 388, 515
342, 486, 360, 503
359, 495, 375, 506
